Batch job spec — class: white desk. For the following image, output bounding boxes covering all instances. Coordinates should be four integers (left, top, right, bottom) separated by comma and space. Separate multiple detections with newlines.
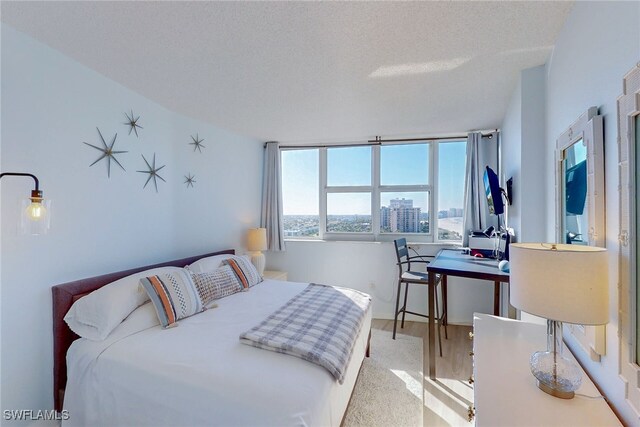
473, 314, 620, 426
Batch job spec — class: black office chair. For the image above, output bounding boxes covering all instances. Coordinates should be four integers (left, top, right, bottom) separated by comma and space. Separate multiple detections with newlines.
392, 238, 447, 357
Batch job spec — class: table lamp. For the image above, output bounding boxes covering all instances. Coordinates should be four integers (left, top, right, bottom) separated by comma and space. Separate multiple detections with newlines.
509, 243, 608, 399
247, 228, 268, 275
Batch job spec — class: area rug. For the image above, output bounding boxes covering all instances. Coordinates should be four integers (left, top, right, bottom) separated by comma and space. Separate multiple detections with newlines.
343, 329, 424, 427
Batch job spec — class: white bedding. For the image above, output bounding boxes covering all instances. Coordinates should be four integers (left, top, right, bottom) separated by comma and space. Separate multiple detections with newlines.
63, 279, 372, 427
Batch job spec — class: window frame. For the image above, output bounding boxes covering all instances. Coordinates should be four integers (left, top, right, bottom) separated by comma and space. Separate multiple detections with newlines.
281, 139, 466, 243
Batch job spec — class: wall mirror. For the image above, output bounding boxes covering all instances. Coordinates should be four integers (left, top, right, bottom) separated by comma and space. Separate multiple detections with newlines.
555, 106, 605, 361
617, 63, 639, 415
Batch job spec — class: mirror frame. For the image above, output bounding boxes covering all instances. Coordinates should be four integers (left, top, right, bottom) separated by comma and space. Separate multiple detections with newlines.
555, 106, 606, 361
617, 63, 640, 415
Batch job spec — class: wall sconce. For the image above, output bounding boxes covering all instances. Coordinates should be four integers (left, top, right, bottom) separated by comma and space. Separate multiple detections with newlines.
0, 172, 51, 235
247, 227, 267, 275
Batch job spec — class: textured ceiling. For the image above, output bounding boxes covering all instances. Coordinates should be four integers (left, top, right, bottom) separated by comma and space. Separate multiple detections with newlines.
1, 1, 573, 143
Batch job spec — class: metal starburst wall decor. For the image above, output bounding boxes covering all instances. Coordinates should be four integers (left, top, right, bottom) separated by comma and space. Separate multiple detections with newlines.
137, 153, 166, 192
184, 173, 196, 188
124, 109, 143, 137
189, 134, 205, 153
83, 127, 127, 177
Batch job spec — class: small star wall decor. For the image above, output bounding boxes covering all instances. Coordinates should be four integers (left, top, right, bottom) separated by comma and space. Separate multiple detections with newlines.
124, 109, 143, 137
83, 127, 127, 178
190, 134, 205, 153
137, 153, 166, 192
184, 173, 196, 188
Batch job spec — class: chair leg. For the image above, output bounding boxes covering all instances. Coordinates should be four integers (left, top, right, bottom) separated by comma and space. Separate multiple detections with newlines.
442, 276, 449, 340
393, 279, 403, 340
401, 283, 409, 328
435, 284, 443, 358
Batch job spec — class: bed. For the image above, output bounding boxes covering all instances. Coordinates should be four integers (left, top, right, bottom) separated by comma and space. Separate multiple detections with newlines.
52, 249, 372, 426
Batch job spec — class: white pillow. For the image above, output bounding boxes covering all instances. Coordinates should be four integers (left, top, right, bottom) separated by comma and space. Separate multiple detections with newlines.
99, 302, 160, 343
185, 254, 235, 274
64, 266, 183, 341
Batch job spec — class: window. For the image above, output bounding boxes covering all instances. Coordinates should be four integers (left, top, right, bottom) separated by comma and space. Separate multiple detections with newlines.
280, 139, 466, 242
326, 147, 372, 233
281, 149, 319, 237
328, 146, 371, 186
380, 144, 428, 185
327, 193, 372, 232
437, 141, 467, 240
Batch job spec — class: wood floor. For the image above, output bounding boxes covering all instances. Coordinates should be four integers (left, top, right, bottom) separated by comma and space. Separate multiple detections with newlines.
372, 319, 474, 427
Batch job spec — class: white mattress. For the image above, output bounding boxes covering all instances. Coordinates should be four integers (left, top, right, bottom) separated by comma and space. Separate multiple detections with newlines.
63, 279, 371, 427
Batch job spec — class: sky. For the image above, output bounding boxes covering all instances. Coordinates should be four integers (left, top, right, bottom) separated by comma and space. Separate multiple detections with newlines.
281, 141, 467, 215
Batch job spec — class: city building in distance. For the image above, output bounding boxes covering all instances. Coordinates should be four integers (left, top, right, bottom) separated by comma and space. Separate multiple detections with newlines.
282, 198, 462, 239
381, 198, 423, 233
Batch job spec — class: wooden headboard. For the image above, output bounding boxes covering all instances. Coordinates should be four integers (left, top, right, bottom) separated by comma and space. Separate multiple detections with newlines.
51, 249, 235, 411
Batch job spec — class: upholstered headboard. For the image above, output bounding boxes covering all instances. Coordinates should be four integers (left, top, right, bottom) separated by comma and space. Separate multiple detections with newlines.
51, 249, 235, 411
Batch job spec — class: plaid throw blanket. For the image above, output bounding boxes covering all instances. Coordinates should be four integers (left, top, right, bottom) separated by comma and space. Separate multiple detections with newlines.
239, 284, 371, 384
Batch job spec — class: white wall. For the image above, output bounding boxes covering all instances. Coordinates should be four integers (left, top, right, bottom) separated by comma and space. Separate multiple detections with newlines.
0, 26, 262, 421
500, 65, 548, 323
501, 76, 522, 239
500, 65, 546, 243
519, 66, 547, 242
268, 241, 495, 325
544, 2, 639, 424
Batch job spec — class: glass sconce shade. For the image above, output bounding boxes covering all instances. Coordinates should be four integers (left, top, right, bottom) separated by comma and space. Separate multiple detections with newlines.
20, 197, 51, 235
1, 173, 50, 235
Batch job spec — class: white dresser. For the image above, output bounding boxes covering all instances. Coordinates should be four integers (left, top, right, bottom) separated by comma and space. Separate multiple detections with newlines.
472, 314, 620, 426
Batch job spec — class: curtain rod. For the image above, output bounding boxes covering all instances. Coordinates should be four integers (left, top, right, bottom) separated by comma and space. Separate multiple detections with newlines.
266, 130, 498, 149
276, 141, 381, 150
367, 130, 497, 144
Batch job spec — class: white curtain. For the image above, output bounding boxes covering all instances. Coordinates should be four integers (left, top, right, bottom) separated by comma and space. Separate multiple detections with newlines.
462, 131, 499, 246
260, 141, 285, 251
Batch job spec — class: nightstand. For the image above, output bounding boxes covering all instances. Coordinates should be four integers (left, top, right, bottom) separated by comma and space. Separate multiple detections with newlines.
263, 270, 288, 281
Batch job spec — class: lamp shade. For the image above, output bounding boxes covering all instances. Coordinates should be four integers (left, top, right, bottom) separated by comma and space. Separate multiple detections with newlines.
509, 243, 608, 325
247, 228, 268, 252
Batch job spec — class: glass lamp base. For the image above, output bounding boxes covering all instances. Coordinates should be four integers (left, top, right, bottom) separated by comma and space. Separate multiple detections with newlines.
530, 350, 582, 399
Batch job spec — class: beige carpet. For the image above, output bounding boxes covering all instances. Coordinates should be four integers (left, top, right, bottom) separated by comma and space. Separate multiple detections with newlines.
343, 329, 424, 427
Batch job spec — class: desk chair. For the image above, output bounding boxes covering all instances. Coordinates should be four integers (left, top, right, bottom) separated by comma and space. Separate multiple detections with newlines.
393, 238, 447, 357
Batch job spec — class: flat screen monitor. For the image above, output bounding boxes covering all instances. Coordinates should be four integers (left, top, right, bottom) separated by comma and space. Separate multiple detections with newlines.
483, 166, 504, 215
565, 159, 587, 215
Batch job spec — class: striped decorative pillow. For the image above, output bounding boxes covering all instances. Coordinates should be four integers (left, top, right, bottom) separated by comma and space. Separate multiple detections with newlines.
140, 269, 204, 328
190, 265, 243, 305
223, 255, 263, 289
